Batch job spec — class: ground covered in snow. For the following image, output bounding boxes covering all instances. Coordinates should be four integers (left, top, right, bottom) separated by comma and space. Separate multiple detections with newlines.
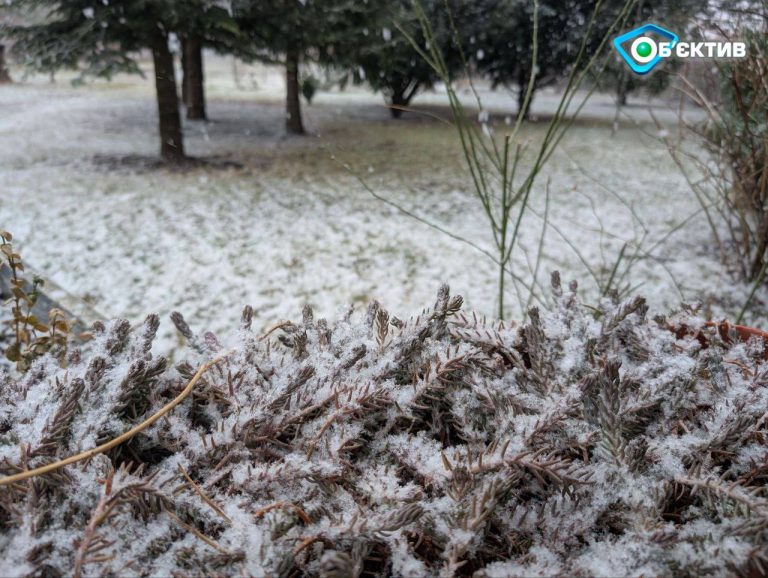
1, 56, 759, 353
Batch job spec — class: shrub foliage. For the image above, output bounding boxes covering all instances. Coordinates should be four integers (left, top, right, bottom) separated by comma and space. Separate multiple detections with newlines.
0, 277, 767, 576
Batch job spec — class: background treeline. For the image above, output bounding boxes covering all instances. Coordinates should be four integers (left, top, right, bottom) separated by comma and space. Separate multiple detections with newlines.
3, 0, 698, 161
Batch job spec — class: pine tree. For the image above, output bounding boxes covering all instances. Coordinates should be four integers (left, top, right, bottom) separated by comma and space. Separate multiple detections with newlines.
7, 0, 196, 161
333, 0, 464, 118
232, 0, 365, 135
470, 0, 604, 120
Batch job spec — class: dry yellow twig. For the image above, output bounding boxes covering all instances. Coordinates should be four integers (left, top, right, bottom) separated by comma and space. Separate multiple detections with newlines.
73, 476, 113, 578
0, 353, 229, 487
0, 318, 295, 488
305, 408, 354, 459
293, 535, 322, 555
166, 510, 230, 554
254, 501, 311, 525
177, 463, 232, 524
260, 320, 292, 340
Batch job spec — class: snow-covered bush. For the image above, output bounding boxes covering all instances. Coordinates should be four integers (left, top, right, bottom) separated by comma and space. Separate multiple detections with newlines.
1, 276, 767, 577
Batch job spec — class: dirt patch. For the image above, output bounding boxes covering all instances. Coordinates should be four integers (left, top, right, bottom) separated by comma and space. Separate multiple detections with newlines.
91, 153, 249, 173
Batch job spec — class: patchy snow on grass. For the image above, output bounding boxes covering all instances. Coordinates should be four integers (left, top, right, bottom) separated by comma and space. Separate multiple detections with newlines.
0, 59, 760, 354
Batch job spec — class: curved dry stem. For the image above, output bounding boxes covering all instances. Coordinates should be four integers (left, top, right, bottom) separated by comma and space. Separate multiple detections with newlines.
0, 353, 230, 487
0, 318, 292, 488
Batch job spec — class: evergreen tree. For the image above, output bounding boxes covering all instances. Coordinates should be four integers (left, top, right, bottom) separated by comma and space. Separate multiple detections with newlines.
335, 0, 464, 118
232, 0, 365, 135
5, 0, 233, 160
470, 0, 605, 120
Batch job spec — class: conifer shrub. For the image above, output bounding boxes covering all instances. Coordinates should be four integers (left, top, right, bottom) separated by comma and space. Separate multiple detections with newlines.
0, 275, 767, 577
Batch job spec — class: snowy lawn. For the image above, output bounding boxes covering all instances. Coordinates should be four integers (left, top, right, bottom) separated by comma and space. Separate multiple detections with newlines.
1, 57, 759, 353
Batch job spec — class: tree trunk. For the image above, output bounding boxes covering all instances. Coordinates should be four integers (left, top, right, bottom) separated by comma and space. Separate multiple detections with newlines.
285, 47, 304, 135
180, 38, 189, 107
389, 91, 405, 118
182, 35, 206, 120
150, 30, 185, 162
387, 80, 419, 118
617, 70, 629, 107
0, 45, 11, 84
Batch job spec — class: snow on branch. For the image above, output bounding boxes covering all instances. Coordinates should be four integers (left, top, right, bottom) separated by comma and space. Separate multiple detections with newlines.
0, 279, 767, 576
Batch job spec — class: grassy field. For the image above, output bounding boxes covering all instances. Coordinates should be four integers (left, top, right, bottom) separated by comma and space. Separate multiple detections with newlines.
0, 55, 756, 353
